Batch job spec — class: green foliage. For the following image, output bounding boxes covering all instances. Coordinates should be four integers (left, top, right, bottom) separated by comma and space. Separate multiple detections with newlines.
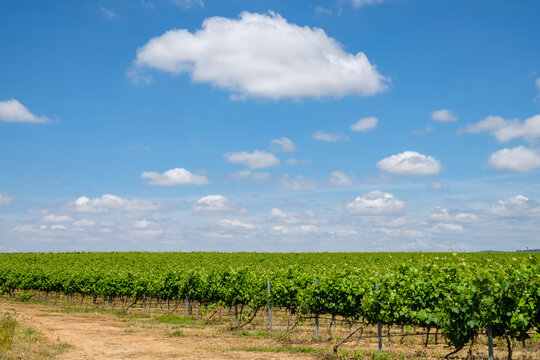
0, 252, 539, 354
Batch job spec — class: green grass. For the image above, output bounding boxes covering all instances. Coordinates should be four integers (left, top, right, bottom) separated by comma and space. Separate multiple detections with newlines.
238, 344, 324, 354
153, 315, 201, 325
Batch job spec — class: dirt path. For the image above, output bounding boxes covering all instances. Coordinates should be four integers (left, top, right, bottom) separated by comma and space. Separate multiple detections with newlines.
1, 302, 318, 360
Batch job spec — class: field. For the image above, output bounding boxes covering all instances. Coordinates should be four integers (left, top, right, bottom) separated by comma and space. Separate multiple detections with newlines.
1, 252, 539, 359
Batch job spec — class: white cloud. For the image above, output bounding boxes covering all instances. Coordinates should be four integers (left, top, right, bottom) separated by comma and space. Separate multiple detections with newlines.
431, 109, 457, 122
313, 130, 349, 142
428, 182, 443, 190
465, 114, 540, 142
271, 224, 319, 235
51, 224, 67, 231
132, 12, 387, 99
377, 151, 442, 176
428, 207, 477, 223
192, 195, 238, 213
133, 219, 159, 229
171, 0, 204, 9
329, 171, 355, 186
0, 99, 52, 124
346, 190, 404, 215
72, 194, 160, 213
278, 175, 318, 191
350, 117, 378, 131
429, 223, 463, 234
0, 193, 14, 205
229, 170, 270, 182
270, 137, 296, 152
489, 146, 540, 172
217, 219, 255, 230
73, 219, 96, 227
285, 158, 298, 165
268, 208, 318, 225
487, 195, 540, 218
350, 0, 386, 7
43, 214, 74, 223
141, 167, 209, 186
224, 150, 280, 169
98, 5, 118, 19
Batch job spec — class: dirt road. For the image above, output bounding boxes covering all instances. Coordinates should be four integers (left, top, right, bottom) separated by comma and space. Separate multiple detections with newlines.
1, 302, 318, 360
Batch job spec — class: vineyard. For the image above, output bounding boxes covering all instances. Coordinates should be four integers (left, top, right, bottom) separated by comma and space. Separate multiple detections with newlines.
0, 252, 539, 359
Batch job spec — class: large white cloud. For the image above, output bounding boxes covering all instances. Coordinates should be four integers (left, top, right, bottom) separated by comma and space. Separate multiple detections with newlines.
269, 137, 295, 152
141, 168, 209, 186
72, 194, 160, 213
132, 12, 387, 99
346, 190, 404, 215
350, 117, 378, 132
224, 150, 280, 169
431, 109, 457, 122
0, 99, 52, 124
465, 115, 540, 142
489, 146, 540, 172
377, 151, 442, 176
192, 195, 239, 213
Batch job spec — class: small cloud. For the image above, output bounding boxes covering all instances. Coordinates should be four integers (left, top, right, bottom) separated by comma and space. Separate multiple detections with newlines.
534, 78, 540, 102
229, 170, 270, 182
278, 175, 318, 191
329, 171, 355, 186
346, 190, 404, 215
314, 6, 333, 15
377, 151, 442, 177
464, 114, 540, 142
98, 5, 118, 19
43, 214, 74, 223
488, 195, 540, 218
133, 219, 159, 229
217, 219, 255, 230
489, 146, 540, 172
269, 137, 296, 152
224, 150, 280, 169
171, 0, 204, 9
73, 219, 96, 227
313, 130, 349, 142
271, 224, 319, 235
0, 192, 14, 205
431, 109, 457, 122
192, 195, 240, 213
350, 0, 386, 8
72, 194, 160, 214
141, 168, 209, 186
0, 99, 53, 124
428, 181, 444, 190
350, 117, 378, 132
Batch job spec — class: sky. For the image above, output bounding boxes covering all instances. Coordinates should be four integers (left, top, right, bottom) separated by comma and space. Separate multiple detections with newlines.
1, 0, 539, 252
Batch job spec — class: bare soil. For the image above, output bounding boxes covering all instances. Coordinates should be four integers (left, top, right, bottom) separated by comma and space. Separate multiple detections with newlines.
0, 302, 317, 360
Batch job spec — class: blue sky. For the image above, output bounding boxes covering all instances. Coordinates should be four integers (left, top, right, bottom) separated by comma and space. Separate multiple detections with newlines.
1, 0, 539, 252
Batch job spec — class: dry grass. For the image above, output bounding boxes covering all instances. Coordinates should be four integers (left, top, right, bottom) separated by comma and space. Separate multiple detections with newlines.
0, 311, 71, 360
